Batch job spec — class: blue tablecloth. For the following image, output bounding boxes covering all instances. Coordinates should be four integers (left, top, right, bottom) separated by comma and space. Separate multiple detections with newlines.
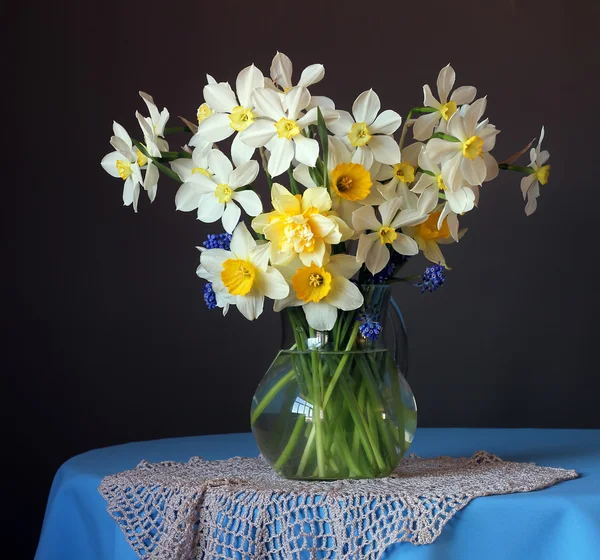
35, 428, 600, 560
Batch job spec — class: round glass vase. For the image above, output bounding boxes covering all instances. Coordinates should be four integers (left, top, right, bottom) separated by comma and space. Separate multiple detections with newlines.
250, 284, 417, 480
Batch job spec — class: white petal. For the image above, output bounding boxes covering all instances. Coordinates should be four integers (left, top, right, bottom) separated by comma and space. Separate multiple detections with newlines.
325, 277, 364, 311
203, 83, 238, 113
436, 64, 455, 104
195, 113, 234, 143
450, 85, 477, 105
239, 119, 276, 148
369, 110, 402, 135
186, 172, 217, 193
175, 182, 202, 211
303, 301, 337, 332
200, 248, 231, 275
170, 158, 195, 182
464, 97, 487, 135
229, 160, 259, 188
267, 137, 294, 177
442, 152, 464, 191
257, 267, 289, 299
352, 205, 381, 232
327, 136, 352, 169
448, 113, 467, 141
427, 138, 460, 164
352, 146, 374, 169
352, 89, 380, 126
232, 190, 262, 216
413, 111, 442, 141
122, 176, 135, 206
356, 232, 379, 264
422, 239, 447, 266
231, 132, 255, 166
446, 188, 475, 214
366, 240, 390, 274
520, 174, 537, 198
327, 254, 361, 279
252, 88, 285, 121
328, 110, 354, 136
112, 121, 132, 147
483, 152, 499, 182
197, 193, 224, 223
139, 91, 159, 122
411, 173, 436, 194
524, 183, 540, 216
230, 221, 257, 259
270, 52, 293, 91
447, 212, 460, 241
418, 147, 440, 174
367, 135, 401, 165
423, 84, 441, 108
461, 156, 487, 186
298, 64, 325, 87
391, 233, 419, 256
284, 86, 311, 121
143, 163, 159, 202
293, 135, 319, 167
293, 164, 317, 188
101, 152, 123, 178
417, 184, 440, 216
236, 64, 263, 108
208, 149, 234, 184
237, 293, 264, 321
306, 95, 335, 110
379, 197, 403, 226
221, 201, 242, 233
110, 136, 134, 160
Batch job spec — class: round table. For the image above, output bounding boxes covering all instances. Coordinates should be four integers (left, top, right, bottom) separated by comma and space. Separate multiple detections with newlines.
35, 428, 600, 559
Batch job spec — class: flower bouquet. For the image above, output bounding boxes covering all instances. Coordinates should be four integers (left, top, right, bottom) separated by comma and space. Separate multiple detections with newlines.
101, 53, 551, 480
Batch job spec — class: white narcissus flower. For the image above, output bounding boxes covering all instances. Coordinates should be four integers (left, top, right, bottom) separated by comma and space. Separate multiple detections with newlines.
191, 65, 265, 166
195, 251, 235, 317
138, 91, 170, 151
239, 86, 329, 177
521, 126, 550, 216
403, 206, 466, 268
328, 89, 402, 168
252, 184, 352, 267
100, 122, 144, 212
170, 142, 212, 184
176, 149, 262, 233
352, 195, 438, 274
293, 137, 385, 228
413, 64, 477, 141
376, 142, 424, 202
425, 98, 499, 191
274, 255, 364, 332
198, 223, 289, 321
412, 147, 477, 216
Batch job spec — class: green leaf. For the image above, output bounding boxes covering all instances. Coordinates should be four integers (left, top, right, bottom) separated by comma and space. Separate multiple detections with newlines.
430, 132, 460, 142
133, 140, 182, 184
288, 166, 300, 194
308, 166, 323, 187
317, 107, 330, 189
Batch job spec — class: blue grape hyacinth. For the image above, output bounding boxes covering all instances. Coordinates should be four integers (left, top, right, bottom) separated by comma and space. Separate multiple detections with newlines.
203, 282, 217, 309
417, 263, 445, 293
202, 232, 232, 250
359, 315, 383, 341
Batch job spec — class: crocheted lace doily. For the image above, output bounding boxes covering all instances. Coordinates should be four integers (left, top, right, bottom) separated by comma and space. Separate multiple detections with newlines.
99, 451, 578, 559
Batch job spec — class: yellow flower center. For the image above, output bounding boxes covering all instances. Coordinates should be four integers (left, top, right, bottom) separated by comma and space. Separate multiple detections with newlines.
116, 159, 132, 180
192, 167, 211, 177
439, 101, 458, 121
535, 165, 550, 185
136, 149, 148, 168
462, 135, 483, 160
348, 122, 372, 147
330, 163, 373, 201
197, 103, 213, 124
229, 106, 255, 132
214, 184, 233, 203
282, 218, 315, 253
274, 117, 300, 139
436, 174, 447, 191
221, 258, 256, 296
416, 211, 451, 241
393, 162, 415, 184
378, 225, 398, 245
292, 264, 332, 303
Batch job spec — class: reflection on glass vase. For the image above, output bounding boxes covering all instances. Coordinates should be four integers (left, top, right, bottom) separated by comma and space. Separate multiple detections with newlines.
251, 284, 417, 480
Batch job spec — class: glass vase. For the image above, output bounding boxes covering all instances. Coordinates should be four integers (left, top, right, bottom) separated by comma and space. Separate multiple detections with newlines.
250, 285, 417, 480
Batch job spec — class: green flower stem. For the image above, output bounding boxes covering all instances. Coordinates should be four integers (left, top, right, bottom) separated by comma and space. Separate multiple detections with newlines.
274, 414, 305, 471
317, 108, 330, 190
387, 354, 407, 455
296, 426, 316, 477
399, 107, 437, 150
158, 151, 192, 160
164, 126, 192, 135
132, 141, 182, 184
417, 167, 435, 177
309, 329, 326, 477
430, 132, 460, 142
498, 163, 534, 174
259, 147, 273, 188
288, 165, 300, 194
250, 369, 295, 426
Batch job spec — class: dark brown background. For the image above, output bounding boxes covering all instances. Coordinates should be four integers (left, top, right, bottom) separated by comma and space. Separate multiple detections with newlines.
5, 0, 599, 556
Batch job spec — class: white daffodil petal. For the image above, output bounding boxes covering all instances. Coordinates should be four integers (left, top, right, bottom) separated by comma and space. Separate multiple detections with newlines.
442, 152, 464, 191
208, 150, 234, 184
267, 137, 294, 177
298, 63, 325, 87
417, 184, 440, 216
270, 52, 293, 91
369, 110, 402, 135
379, 197, 403, 226
520, 174, 537, 198
170, 159, 195, 182
293, 135, 319, 167
249, 242, 271, 271
327, 254, 361, 279
200, 249, 231, 275
352, 205, 381, 232
175, 182, 202, 211
437, 64, 456, 104
239, 119, 276, 148
423, 84, 441, 109
464, 97, 487, 135
356, 232, 379, 264
236, 64, 263, 108
144, 164, 159, 202
328, 110, 354, 136
197, 193, 224, 223
257, 267, 289, 300
221, 201, 242, 233
461, 156, 487, 186
307, 95, 335, 110
483, 152, 499, 182
303, 301, 337, 332
352, 146, 374, 169
352, 89, 381, 126
229, 160, 259, 188
448, 113, 467, 141
122, 176, 135, 206
196, 113, 234, 143
252, 88, 285, 121
423, 239, 446, 266
413, 111, 442, 142
231, 129, 256, 166
525, 183, 540, 216
232, 190, 262, 216
101, 152, 123, 178
273, 292, 303, 312
112, 121, 132, 147
392, 233, 419, 256
326, 277, 364, 311
230, 222, 256, 259
237, 292, 264, 321
411, 173, 436, 193
293, 164, 317, 188
203, 83, 238, 113
451, 85, 477, 105
368, 135, 401, 165
110, 136, 134, 160
366, 240, 390, 274
284, 86, 311, 121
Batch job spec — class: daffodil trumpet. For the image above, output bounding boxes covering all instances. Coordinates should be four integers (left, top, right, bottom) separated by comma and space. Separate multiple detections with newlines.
102, 57, 553, 480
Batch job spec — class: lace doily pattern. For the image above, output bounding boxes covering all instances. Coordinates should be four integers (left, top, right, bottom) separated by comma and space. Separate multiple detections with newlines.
98, 451, 578, 560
